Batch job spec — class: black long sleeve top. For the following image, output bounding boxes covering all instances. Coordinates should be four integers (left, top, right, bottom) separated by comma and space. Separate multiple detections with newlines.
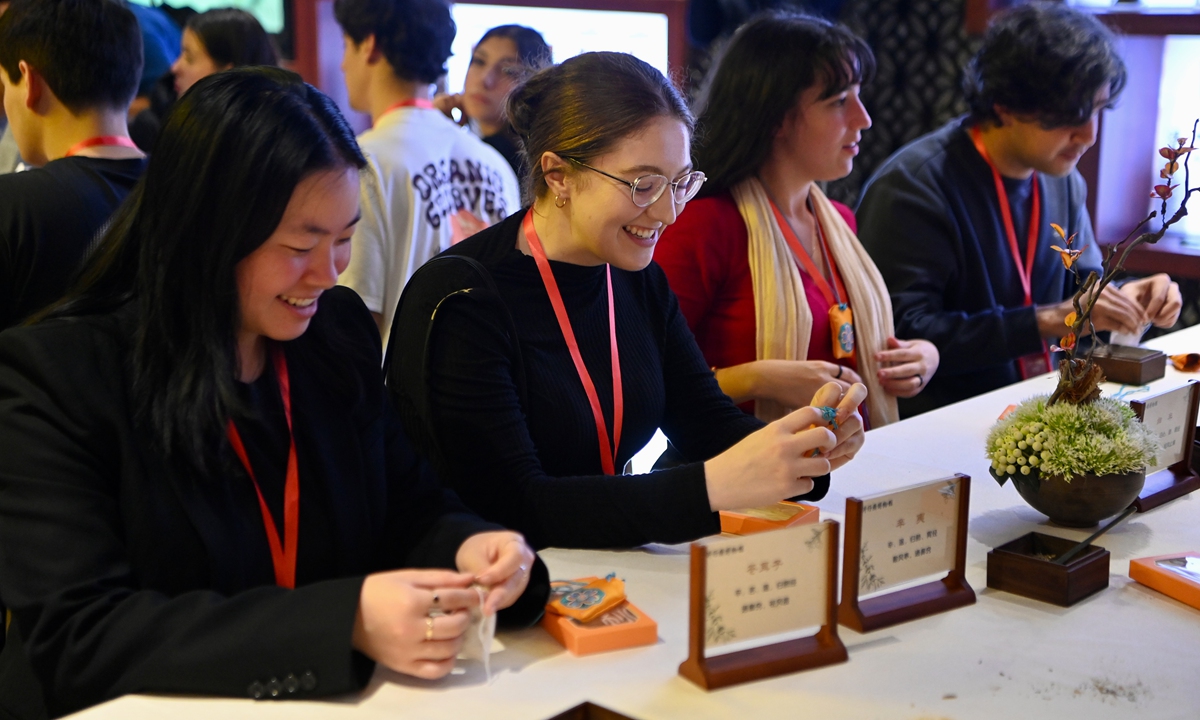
401, 211, 774, 551
0, 287, 547, 718
856, 118, 1101, 416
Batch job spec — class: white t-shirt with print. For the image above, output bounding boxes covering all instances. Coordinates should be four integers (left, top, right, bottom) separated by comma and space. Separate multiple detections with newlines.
339, 106, 520, 348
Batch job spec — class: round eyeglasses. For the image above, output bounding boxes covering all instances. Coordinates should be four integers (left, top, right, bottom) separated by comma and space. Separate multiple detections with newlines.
565, 157, 707, 208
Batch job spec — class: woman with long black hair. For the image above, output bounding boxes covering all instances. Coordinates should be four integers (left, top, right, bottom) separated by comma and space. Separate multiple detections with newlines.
0, 67, 543, 717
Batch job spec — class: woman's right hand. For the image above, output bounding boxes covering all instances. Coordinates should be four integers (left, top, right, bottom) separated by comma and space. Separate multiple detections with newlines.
352, 569, 480, 680
718, 359, 861, 408
704, 406, 837, 511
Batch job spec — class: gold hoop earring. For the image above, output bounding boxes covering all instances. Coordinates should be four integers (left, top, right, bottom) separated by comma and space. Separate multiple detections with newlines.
554, 195, 568, 208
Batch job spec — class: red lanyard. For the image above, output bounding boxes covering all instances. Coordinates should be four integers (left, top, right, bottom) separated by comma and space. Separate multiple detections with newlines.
226, 345, 299, 589
970, 126, 1041, 306
769, 199, 849, 307
64, 136, 139, 158
522, 210, 623, 475
376, 97, 435, 126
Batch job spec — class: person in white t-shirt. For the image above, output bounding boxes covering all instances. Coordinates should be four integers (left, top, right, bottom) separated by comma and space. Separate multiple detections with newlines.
334, 0, 520, 346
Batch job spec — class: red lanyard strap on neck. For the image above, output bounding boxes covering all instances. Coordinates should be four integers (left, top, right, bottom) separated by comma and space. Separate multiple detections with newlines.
64, 136, 139, 158
768, 198, 848, 307
226, 345, 299, 589
521, 210, 623, 475
377, 97, 435, 126
970, 125, 1040, 306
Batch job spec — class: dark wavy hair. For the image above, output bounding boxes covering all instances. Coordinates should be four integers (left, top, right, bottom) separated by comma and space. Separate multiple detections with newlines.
692, 11, 874, 196
0, 0, 142, 113
333, 0, 455, 85
477, 24, 551, 70
964, 2, 1126, 128
187, 7, 279, 69
506, 52, 694, 203
42, 67, 367, 476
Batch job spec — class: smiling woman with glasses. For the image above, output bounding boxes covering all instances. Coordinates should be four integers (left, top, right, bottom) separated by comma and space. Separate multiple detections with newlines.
391, 51, 866, 551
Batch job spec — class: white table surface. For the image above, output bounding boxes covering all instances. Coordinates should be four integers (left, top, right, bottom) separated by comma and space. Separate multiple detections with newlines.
71, 329, 1200, 720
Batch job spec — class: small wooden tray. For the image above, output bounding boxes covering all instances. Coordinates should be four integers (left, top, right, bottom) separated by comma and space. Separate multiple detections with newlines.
986, 532, 1109, 606
1093, 344, 1166, 385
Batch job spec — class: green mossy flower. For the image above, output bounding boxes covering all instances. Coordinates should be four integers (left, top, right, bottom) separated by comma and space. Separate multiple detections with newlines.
986, 395, 1157, 484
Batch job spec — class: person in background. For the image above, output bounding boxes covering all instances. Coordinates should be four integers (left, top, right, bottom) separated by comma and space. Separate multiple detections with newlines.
0, 0, 147, 330
125, 1, 184, 152
0, 67, 543, 717
656, 12, 938, 430
0, 0, 21, 174
334, 0, 520, 346
434, 24, 551, 180
856, 3, 1180, 417
394, 52, 866, 552
131, 7, 276, 152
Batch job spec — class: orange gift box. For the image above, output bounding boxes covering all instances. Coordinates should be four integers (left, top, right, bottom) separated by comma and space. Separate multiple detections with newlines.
542, 577, 657, 655
719, 501, 819, 535
1129, 552, 1200, 611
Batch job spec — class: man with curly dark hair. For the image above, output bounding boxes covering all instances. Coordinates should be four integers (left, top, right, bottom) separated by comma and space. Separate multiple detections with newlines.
333, 0, 519, 347
855, 2, 1180, 417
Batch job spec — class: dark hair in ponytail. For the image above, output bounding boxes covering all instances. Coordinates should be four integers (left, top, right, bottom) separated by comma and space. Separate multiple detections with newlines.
506, 51, 693, 203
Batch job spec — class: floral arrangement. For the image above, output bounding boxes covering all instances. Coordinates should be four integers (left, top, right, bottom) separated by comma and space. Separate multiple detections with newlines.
989, 121, 1196, 486
987, 396, 1156, 486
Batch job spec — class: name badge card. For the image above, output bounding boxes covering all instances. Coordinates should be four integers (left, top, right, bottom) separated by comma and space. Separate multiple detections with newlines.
1130, 381, 1200, 512
679, 521, 847, 690
839, 475, 974, 633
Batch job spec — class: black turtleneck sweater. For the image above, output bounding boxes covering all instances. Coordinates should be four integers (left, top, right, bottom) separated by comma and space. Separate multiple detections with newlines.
405, 210, 782, 550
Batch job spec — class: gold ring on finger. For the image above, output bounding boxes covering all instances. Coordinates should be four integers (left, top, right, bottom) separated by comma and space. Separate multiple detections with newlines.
425, 616, 434, 642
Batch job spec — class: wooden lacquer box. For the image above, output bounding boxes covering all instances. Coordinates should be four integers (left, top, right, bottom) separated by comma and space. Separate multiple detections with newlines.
1093, 344, 1166, 385
986, 532, 1110, 606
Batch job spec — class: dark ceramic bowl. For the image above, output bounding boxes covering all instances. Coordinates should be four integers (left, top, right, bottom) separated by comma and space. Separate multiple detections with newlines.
1013, 471, 1146, 528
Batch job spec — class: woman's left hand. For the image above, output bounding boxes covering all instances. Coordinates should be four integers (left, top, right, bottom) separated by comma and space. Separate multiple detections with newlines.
876, 337, 939, 398
455, 531, 535, 615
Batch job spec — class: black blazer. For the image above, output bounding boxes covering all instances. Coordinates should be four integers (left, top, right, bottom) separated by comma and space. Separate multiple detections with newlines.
0, 287, 547, 718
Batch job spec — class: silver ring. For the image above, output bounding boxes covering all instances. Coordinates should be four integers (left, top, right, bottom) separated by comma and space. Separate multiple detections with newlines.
519, 564, 528, 574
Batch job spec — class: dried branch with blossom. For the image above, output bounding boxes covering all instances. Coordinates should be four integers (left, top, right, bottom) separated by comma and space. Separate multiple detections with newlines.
1046, 120, 1197, 407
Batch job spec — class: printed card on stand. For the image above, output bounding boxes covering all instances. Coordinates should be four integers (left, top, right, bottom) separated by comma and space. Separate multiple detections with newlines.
679, 520, 846, 690
839, 475, 974, 633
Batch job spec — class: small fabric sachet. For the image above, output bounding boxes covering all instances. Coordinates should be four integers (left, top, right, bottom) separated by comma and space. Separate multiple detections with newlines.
545, 573, 625, 623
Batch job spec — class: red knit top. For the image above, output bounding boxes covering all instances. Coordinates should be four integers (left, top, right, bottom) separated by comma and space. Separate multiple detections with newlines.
655, 190, 859, 378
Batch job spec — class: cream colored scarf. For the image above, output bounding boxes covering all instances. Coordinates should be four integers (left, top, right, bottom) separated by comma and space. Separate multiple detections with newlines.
731, 177, 899, 427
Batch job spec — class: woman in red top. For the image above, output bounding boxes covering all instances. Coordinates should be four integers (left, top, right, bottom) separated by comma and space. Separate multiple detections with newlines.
655, 12, 939, 426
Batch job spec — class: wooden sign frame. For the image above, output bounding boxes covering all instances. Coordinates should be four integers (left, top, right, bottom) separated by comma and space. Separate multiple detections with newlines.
678, 521, 847, 690
1130, 381, 1200, 512
838, 474, 975, 633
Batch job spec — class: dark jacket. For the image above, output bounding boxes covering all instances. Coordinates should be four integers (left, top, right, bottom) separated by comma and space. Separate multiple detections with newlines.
856, 118, 1100, 416
0, 287, 547, 718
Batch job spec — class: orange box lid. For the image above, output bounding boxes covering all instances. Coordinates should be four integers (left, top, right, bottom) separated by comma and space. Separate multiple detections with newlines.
1130, 552, 1200, 612
719, 501, 819, 536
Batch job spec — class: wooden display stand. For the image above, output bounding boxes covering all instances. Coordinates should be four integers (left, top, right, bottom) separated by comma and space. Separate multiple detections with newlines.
1130, 382, 1200, 512
838, 475, 975, 633
678, 522, 847, 690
